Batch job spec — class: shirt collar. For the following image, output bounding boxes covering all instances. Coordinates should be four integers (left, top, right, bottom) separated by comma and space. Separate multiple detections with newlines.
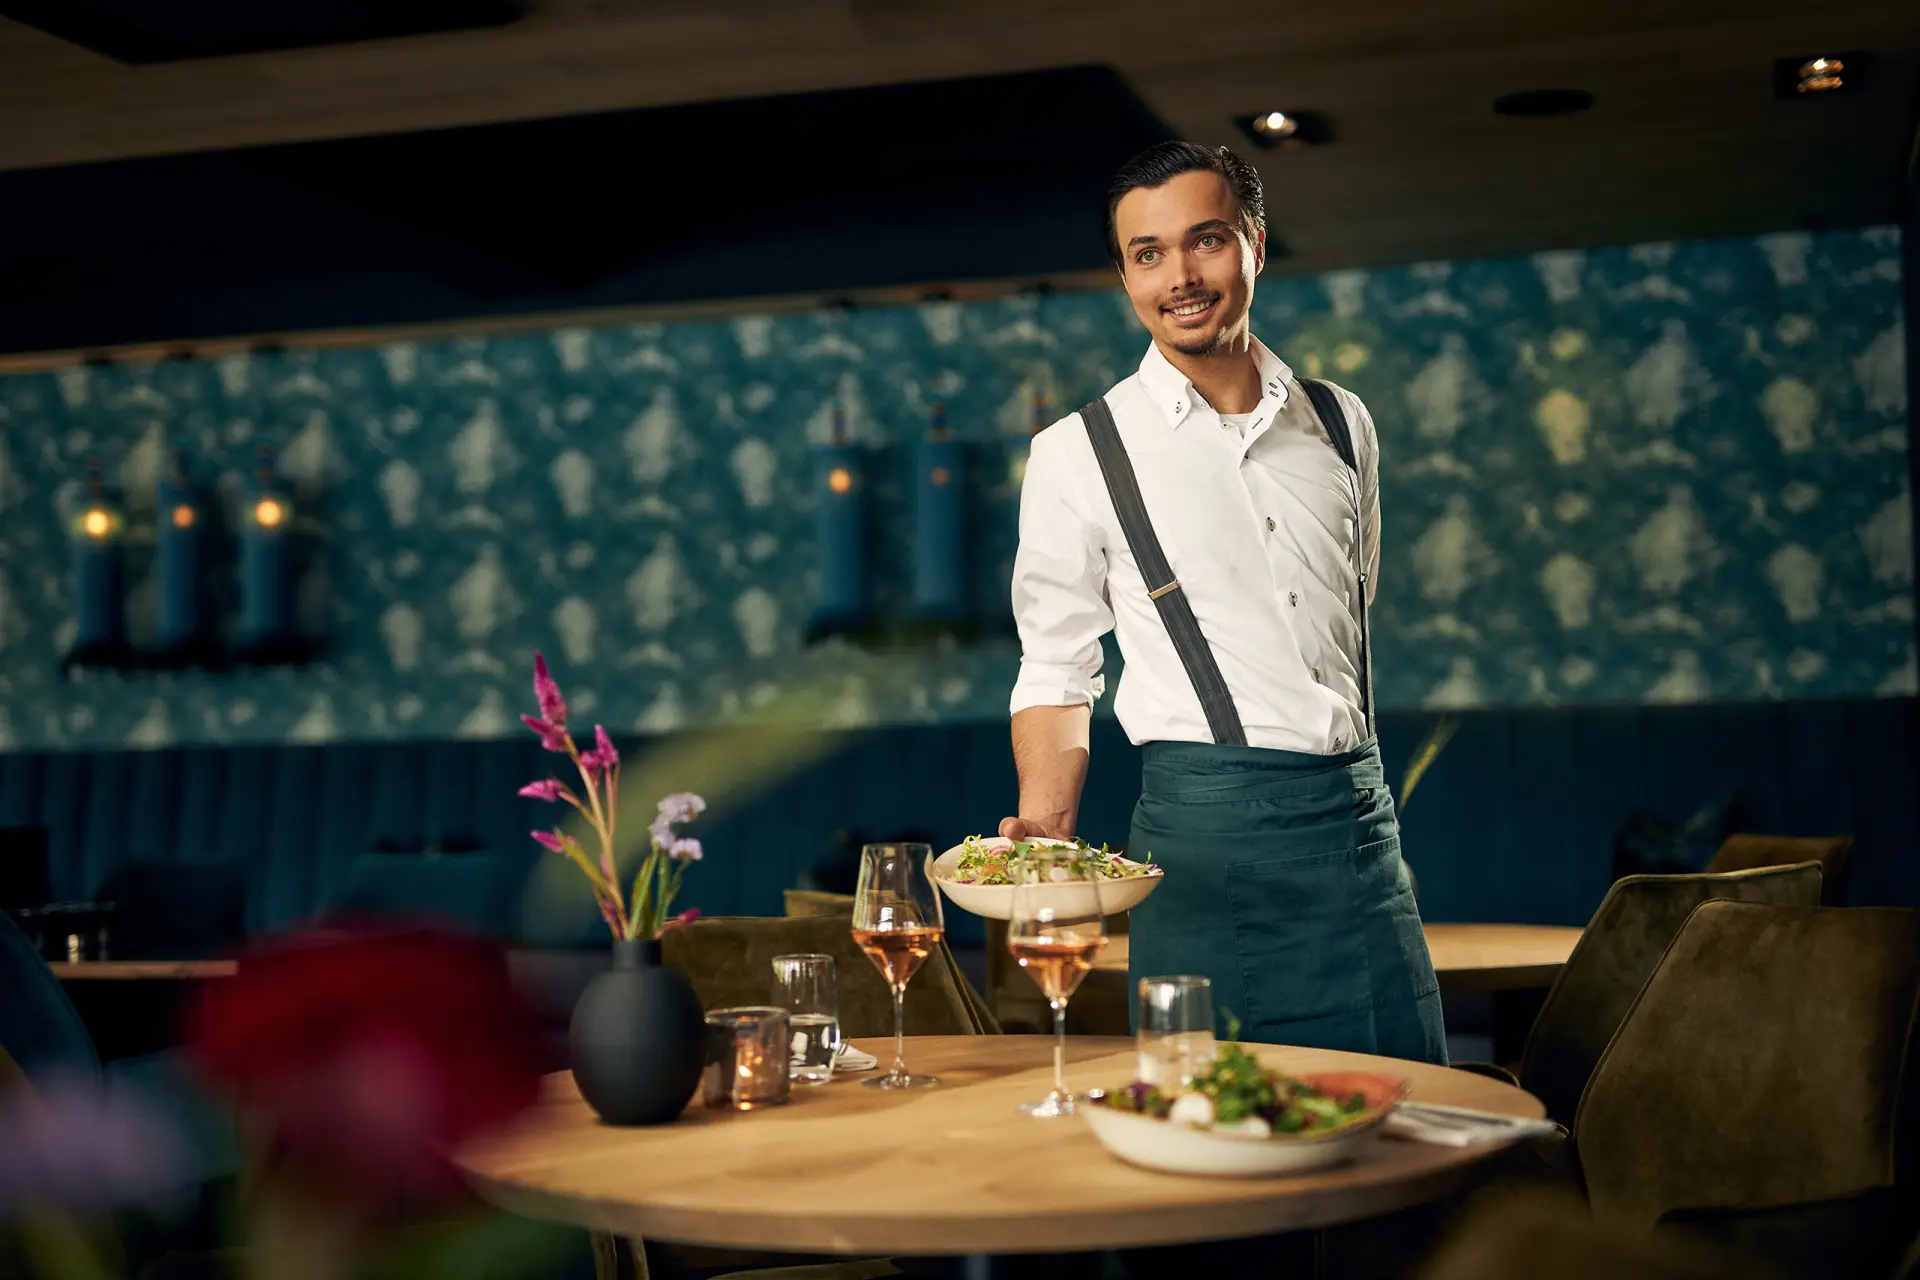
1137, 336, 1294, 430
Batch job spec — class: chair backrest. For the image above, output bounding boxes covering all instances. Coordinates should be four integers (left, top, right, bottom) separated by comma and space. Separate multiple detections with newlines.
782, 889, 855, 918
1576, 901, 1920, 1276
0, 909, 100, 1086
1707, 833, 1852, 906
1521, 861, 1824, 1125
661, 913, 995, 1038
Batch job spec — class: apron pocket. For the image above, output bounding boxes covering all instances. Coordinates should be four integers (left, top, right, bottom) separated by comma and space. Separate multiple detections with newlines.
1224, 841, 1373, 1035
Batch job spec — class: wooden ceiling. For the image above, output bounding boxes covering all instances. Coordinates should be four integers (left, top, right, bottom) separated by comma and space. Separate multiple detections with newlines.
0, 0, 1915, 278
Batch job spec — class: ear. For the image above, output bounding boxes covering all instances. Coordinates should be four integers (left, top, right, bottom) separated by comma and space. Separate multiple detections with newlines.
1252, 228, 1267, 277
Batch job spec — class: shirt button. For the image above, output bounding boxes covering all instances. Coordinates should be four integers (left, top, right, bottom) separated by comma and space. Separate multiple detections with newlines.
1312, 668, 1323, 683
1266, 517, 1276, 532
1288, 591, 1298, 606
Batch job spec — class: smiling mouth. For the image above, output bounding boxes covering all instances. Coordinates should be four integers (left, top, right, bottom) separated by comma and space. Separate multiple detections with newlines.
1164, 297, 1217, 323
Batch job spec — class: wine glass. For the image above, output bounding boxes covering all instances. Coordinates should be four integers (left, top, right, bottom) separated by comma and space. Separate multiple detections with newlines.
1008, 850, 1107, 1116
851, 842, 945, 1090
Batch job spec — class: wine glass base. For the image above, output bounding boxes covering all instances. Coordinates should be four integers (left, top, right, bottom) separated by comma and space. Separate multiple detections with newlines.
861, 1073, 940, 1091
1018, 1092, 1078, 1118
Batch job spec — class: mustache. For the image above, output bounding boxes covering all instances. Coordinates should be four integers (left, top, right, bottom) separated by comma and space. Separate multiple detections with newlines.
1161, 291, 1221, 311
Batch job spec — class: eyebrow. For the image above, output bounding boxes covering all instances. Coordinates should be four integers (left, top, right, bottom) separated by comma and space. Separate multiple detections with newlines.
1126, 219, 1234, 249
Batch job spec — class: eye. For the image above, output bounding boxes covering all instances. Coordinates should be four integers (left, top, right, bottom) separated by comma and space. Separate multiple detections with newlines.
1197, 234, 1224, 249
1137, 249, 1160, 265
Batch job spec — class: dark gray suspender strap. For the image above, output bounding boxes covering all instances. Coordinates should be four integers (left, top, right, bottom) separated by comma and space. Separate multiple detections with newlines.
1298, 379, 1374, 736
1078, 395, 1248, 747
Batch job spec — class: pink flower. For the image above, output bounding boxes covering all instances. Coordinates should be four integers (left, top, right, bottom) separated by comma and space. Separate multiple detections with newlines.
531, 830, 565, 854
532, 651, 568, 729
580, 725, 620, 775
520, 714, 569, 754
669, 836, 703, 862
658, 908, 701, 934
518, 779, 564, 802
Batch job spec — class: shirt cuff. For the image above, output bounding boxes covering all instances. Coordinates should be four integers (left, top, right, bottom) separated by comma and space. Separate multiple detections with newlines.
1009, 665, 1106, 715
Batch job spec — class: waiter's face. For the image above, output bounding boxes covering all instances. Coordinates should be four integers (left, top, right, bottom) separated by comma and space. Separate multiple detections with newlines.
1114, 170, 1263, 359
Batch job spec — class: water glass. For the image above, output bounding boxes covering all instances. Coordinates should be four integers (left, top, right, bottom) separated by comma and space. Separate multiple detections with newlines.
702, 1006, 792, 1111
771, 953, 841, 1085
1137, 975, 1215, 1090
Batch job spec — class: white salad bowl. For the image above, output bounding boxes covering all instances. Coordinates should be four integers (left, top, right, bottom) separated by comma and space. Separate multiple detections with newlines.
931, 838, 1163, 921
1081, 1072, 1409, 1178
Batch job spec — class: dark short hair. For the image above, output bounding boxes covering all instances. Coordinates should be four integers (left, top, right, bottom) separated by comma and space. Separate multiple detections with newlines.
1104, 141, 1265, 268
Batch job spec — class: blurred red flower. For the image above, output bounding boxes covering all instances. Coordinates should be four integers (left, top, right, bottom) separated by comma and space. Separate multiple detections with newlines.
183, 925, 544, 1210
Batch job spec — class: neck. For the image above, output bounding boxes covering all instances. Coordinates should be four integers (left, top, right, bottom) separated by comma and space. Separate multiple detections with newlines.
1157, 331, 1263, 415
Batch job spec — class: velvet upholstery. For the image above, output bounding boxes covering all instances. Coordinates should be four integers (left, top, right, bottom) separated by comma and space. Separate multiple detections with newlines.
1576, 901, 1920, 1278
661, 914, 994, 1038
1708, 833, 1854, 906
1416, 1188, 1766, 1279
1520, 862, 1824, 1125
0, 906, 100, 1084
781, 889, 855, 918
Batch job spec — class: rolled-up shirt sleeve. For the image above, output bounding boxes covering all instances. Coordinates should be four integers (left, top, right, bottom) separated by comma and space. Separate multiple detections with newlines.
1009, 425, 1112, 714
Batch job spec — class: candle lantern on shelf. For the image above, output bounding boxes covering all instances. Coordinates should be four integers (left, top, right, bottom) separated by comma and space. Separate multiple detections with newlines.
154, 449, 211, 665
65, 456, 127, 670
236, 445, 298, 664
806, 398, 870, 642
909, 402, 968, 630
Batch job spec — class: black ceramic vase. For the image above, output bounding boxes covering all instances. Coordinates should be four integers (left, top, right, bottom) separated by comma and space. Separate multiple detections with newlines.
569, 937, 706, 1125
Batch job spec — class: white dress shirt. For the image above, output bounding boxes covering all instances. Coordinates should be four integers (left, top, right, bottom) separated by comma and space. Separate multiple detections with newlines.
1009, 337, 1380, 755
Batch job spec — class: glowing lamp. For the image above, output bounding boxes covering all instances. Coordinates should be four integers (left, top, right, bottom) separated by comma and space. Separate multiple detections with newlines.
807, 400, 870, 640
237, 445, 297, 663
910, 403, 967, 624
155, 449, 210, 661
66, 456, 127, 667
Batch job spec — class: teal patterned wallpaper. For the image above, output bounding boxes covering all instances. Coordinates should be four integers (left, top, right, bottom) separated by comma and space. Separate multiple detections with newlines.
0, 226, 1908, 751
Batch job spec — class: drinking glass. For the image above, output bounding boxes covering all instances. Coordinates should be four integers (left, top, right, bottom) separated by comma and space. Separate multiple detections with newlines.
771, 953, 841, 1085
1137, 975, 1215, 1091
1008, 852, 1107, 1116
851, 842, 945, 1090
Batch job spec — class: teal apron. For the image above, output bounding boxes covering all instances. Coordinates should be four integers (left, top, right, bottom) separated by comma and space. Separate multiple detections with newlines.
1074, 387, 1446, 1066
1126, 737, 1447, 1064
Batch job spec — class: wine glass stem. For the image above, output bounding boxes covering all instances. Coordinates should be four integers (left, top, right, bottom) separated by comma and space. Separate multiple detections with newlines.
891, 985, 907, 1083
1051, 999, 1068, 1098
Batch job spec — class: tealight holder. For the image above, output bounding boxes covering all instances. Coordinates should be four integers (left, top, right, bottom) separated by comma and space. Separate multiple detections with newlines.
702, 1006, 792, 1111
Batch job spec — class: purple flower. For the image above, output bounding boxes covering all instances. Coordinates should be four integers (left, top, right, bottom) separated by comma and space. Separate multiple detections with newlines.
658, 908, 700, 934
531, 830, 565, 854
518, 779, 564, 802
655, 792, 706, 827
532, 651, 567, 729
520, 715, 569, 754
593, 725, 619, 771
669, 837, 703, 862
0, 1071, 197, 1217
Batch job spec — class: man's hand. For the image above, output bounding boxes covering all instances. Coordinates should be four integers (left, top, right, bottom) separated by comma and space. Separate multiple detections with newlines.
997, 816, 1071, 842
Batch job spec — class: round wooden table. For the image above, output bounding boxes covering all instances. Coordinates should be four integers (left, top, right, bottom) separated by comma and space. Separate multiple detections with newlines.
1418, 924, 1583, 993
457, 1035, 1544, 1256
1090, 925, 1582, 994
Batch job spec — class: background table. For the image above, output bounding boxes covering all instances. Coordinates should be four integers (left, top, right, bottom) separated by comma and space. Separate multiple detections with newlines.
458, 1035, 1544, 1257
47, 959, 239, 981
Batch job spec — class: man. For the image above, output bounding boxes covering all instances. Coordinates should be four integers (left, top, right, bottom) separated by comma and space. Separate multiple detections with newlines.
999, 141, 1445, 1064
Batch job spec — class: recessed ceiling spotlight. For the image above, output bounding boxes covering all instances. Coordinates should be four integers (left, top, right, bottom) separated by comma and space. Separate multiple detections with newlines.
1233, 110, 1330, 151
1491, 88, 1596, 118
1775, 51, 1867, 98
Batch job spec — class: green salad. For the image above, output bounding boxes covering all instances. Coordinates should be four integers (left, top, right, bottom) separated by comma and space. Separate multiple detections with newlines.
1098, 1034, 1372, 1137
948, 834, 1156, 886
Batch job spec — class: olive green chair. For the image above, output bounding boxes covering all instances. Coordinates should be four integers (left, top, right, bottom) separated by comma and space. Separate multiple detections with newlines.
662, 912, 995, 1037
1707, 833, 1853, 906
1512, 861, 1824, 1126
1416, 1187, 1764, 1280
1576, 901, 1920, 1278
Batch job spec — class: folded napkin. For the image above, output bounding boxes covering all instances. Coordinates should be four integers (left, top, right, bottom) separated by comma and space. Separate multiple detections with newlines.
835, 1042, 879, 1073
1385, 1101, 1560, 1147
